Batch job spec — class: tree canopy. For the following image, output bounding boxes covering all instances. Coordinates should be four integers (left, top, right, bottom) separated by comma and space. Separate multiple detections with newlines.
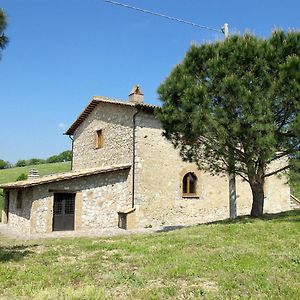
46, 150, 72, 163
0, 9, 8, 58
0, 159, 10, 169
156, 30, 300, 217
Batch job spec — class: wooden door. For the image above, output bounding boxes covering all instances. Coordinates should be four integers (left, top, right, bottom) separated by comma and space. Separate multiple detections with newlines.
52, 193, 75, 231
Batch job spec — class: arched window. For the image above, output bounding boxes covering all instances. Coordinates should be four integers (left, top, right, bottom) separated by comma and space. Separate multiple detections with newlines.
182, 172, 197, 197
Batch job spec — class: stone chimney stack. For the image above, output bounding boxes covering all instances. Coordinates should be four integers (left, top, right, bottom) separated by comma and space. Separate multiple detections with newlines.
28, 168, 39, 179
128, 85, 144, 104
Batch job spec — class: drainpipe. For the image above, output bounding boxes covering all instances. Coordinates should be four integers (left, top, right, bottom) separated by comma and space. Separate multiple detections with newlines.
132, 107, 141, 208
68, 135, 74, 171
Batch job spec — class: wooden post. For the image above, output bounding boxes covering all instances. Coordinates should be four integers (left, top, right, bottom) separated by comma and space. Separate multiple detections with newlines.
229, 168, 237, 219
223, 23, 237, 219
223, 23, 229, 38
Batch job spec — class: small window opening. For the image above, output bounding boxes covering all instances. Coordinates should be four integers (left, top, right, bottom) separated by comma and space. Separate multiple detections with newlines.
17, 190, 23, 209
95, 129, 104, 149
118, 213, 127, 229
4, 191, 10, 223
182, 172, 197, 197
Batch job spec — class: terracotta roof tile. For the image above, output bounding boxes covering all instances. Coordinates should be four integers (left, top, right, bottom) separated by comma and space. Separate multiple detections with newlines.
0, 164, 131, 189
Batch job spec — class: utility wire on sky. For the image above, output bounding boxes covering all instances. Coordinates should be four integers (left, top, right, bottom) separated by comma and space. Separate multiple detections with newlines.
104, 0, 224, 34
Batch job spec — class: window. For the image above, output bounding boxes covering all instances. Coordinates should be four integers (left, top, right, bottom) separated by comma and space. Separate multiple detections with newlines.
16, 190, 22, 209
182, 172, 198, 197
95, 129, 104, 149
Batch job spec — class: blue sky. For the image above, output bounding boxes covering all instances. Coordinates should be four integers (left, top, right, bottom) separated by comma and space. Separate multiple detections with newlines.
0, 0, 299, 162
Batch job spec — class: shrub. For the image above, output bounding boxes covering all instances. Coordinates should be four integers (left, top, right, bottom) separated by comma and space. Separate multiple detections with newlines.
16, 173, 28, 181
15, 160, 27, 167
28, 158, 45, 166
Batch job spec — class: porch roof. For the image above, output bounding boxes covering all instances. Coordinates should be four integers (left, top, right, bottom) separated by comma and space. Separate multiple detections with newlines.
0, 164, 131, 189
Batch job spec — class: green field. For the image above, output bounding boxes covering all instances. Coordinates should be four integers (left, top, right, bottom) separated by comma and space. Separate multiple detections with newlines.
0, 210, 299, 299
0, 162, 71, 184
0, 162, 71, 219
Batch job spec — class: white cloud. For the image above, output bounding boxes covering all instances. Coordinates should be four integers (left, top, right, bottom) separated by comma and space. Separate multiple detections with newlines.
58, 123, 65, 128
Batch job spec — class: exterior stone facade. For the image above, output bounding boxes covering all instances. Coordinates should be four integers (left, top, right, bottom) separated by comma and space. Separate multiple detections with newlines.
73, 102, 135, 170
2, 169, 130, 234
133, 111, 290, 228
1, 88, 291, 235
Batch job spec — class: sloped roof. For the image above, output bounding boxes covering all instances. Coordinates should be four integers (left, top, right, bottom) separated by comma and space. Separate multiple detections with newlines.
0, 164, 131, 189
65, 96, 158, 135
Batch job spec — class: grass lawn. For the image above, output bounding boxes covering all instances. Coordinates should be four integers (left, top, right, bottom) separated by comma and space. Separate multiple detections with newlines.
291, 183, 300, 199
0, 210, 299, 299
0, 162, 71, 220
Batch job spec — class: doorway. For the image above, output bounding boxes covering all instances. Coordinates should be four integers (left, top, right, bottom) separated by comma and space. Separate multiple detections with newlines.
52, 193, 75, 231
3, 190, 10, 224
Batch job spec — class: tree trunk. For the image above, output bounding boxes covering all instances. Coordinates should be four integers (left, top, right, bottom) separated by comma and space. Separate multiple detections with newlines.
250, 181, 265, 217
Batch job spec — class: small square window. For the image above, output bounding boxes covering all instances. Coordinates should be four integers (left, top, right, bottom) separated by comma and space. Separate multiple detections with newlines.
17, 190, 22, 209
95, 129, 104, 149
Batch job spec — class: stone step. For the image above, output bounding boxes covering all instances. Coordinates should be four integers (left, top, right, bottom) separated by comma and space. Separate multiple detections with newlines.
290, 194, 300, 210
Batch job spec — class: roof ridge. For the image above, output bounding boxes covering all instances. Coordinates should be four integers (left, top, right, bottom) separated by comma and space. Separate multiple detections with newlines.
65, 96, 159, 135
92, 95, 159, 108
92, 95, 128, 103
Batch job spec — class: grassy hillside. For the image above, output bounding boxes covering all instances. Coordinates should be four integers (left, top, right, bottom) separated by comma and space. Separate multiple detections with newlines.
0, 162, 71, 184
0, 162, 71, 218
0, 210, 299, 299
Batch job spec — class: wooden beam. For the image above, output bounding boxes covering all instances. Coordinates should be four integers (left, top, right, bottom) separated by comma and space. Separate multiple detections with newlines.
48, 189, 78, 194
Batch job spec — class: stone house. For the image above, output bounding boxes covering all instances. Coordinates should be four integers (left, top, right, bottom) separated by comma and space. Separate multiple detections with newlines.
0, 86, 291, 235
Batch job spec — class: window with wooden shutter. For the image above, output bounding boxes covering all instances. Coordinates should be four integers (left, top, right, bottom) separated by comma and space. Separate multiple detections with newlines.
182, 172, 198, 197
95, 129, 104, 149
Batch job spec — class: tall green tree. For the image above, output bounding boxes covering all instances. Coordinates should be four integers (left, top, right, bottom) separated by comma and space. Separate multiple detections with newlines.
156, 31, 300, 217
0, 9, 8, 57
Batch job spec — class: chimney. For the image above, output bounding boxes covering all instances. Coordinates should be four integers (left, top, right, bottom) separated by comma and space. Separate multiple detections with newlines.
128, 85, 144, 104
28, 168, 39, 179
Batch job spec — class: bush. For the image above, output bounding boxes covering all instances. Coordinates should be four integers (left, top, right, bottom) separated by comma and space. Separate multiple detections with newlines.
15, 160, 27, 167
28, 158, 45, 166
16, 173, 28, 181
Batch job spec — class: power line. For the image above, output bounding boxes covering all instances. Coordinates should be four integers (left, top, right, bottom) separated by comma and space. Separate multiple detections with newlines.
104, 0, 223, 34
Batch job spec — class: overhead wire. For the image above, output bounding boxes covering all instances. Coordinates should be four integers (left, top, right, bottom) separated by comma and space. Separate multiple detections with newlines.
104, 0, 223, 34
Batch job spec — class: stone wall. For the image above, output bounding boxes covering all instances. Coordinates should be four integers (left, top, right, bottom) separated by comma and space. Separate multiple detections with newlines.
72, 102, 135, 170
5, 188, 33, 235
133, 111, 290, 228
263, 157, 290, 213
6, 169, 131, 234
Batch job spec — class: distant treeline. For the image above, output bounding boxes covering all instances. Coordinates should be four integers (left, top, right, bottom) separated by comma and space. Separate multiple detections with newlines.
0, 150, 72, 169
